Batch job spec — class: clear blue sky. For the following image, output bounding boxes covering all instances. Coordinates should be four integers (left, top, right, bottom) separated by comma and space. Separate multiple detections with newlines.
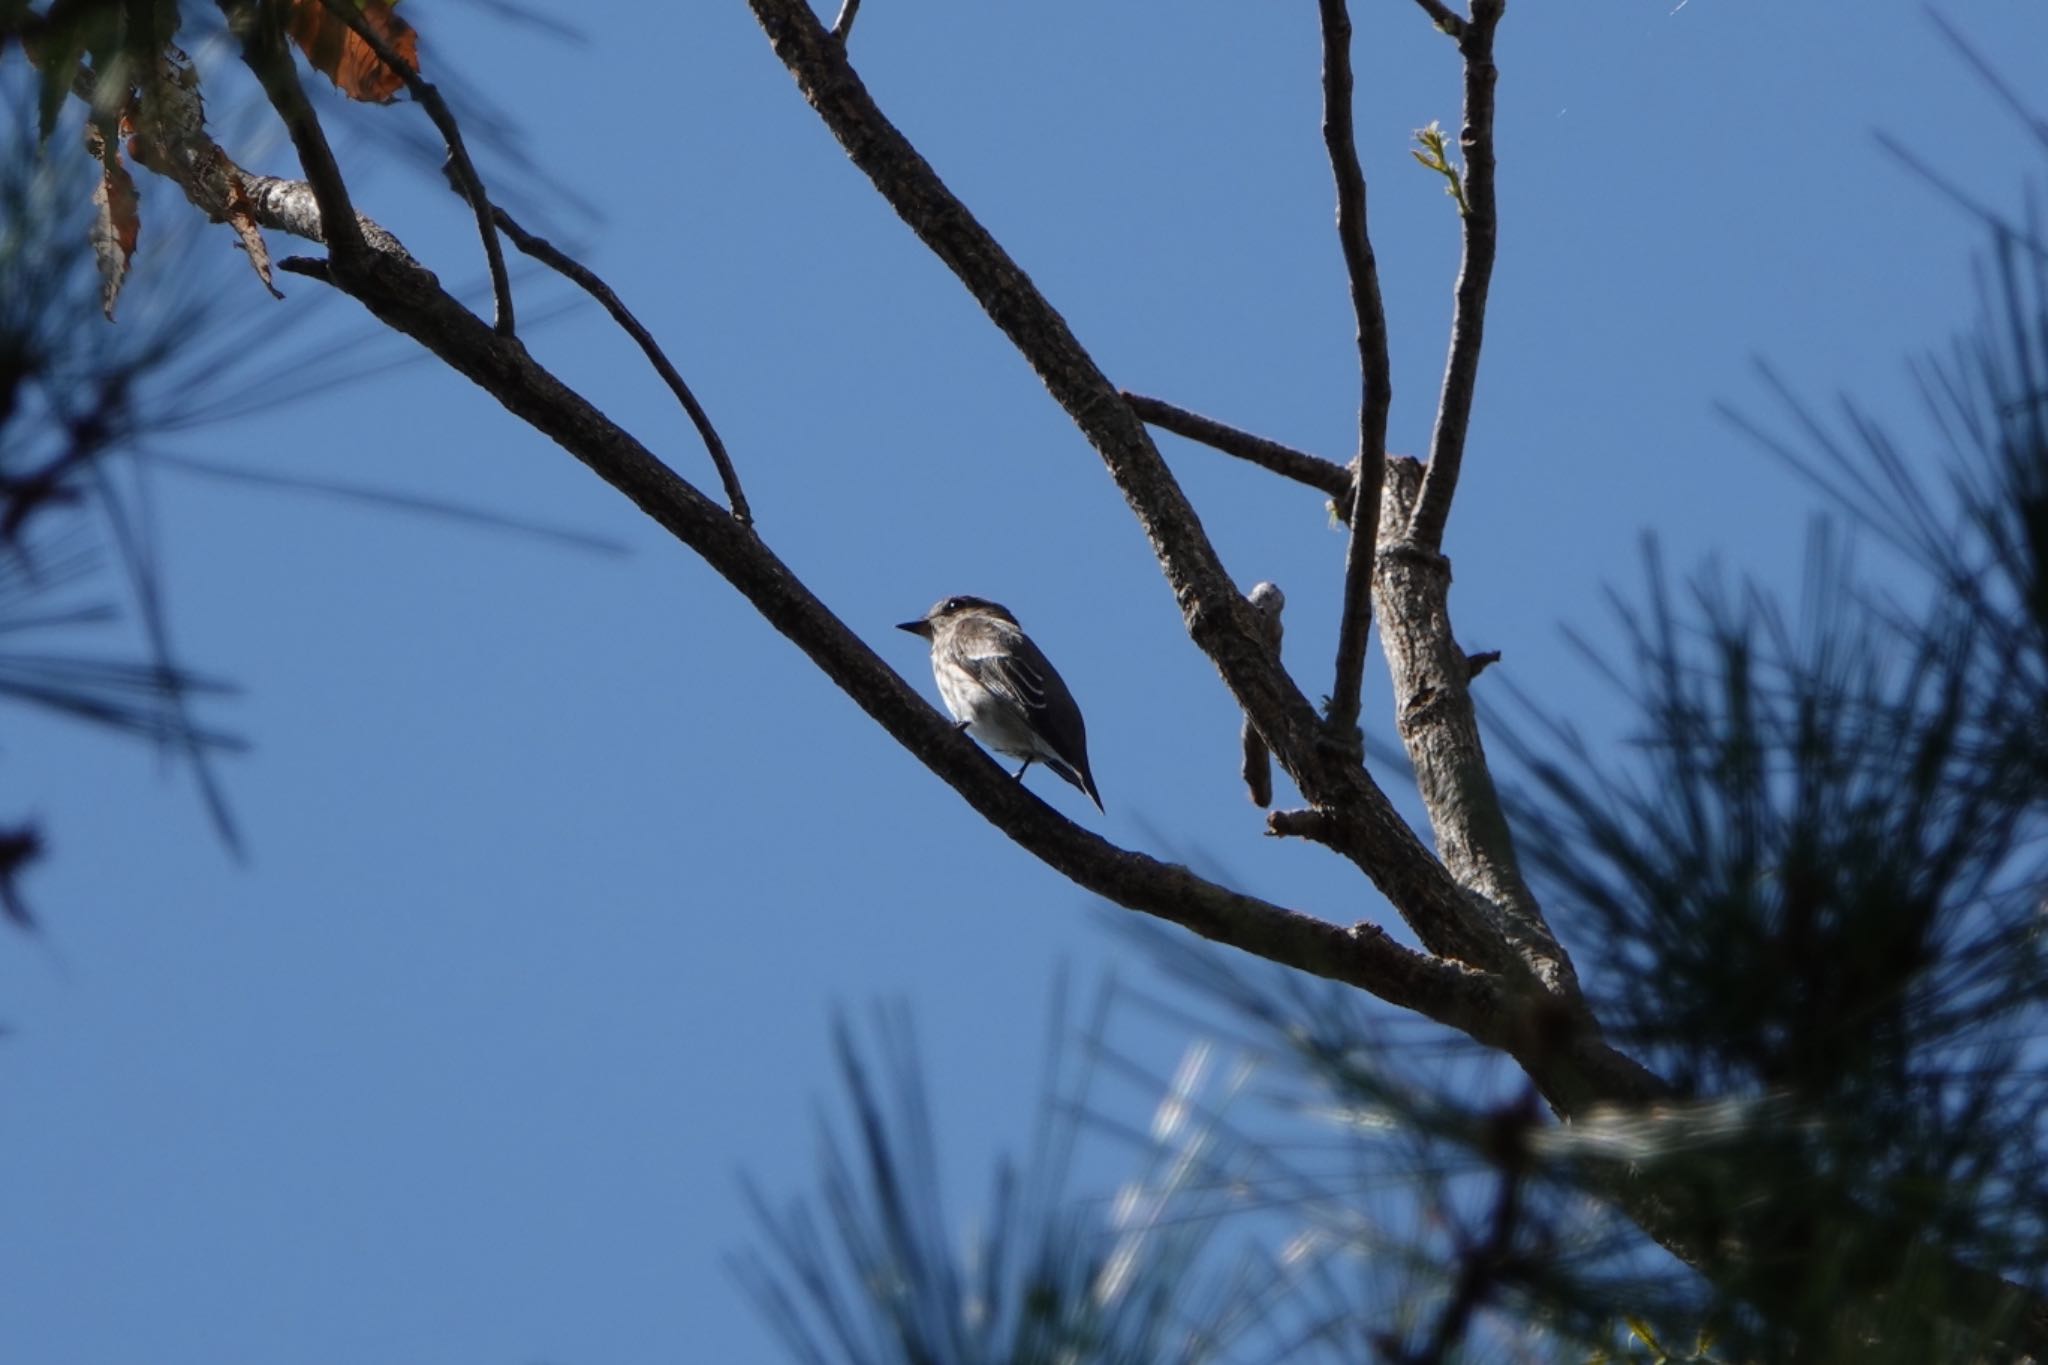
4, 1, 2046, 1360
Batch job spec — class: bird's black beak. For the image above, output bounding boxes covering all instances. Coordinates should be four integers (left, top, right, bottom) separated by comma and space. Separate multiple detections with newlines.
896, 618, 932, 637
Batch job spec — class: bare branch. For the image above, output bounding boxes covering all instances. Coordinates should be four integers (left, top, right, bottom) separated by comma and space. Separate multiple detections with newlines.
1317, 0, 1394, 744
1122, 391, 1351, 500
1375, 458, 1574, 998
1408, 0, 1468, 39
316, 0, 516, 336
128, 43, 409, 267
830, 0, 862, 42
1408, 0, 1504, 552
747, 1, 1318, 774
488, 204, 754, 525
746, 0, 1523, 986
264, 241, 1514, 1041
217, 0, 366, 263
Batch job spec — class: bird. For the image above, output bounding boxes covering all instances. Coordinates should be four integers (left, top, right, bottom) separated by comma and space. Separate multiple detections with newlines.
896, 595, 1103, 811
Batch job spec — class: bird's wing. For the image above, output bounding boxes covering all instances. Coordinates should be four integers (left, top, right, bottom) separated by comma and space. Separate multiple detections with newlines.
956, 625, 1052, 717
960, 629, 1089, 764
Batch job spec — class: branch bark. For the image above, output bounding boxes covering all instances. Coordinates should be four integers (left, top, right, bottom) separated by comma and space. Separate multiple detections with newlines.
217, 0, 365, 264
1408, 0, 1503, 552
745, 0, 1525, 982
275, 239, 1511, 1045
488, 204, 753, 525
316, 0, 515, 336
1317, 0, 1394, 744
126, 6, 2048, 1349
1123, 391, 1351, 500
1408, 0, 1468, 39
1375, 459, 1575, 998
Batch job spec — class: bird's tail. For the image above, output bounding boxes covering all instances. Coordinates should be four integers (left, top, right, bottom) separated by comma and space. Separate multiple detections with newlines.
1047, 757, 1104, 813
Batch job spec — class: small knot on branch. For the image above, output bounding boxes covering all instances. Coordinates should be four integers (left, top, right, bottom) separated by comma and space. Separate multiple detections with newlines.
1240, 581, 1287, 807
1268, 806, 1338, 843
276, 255, 329, 283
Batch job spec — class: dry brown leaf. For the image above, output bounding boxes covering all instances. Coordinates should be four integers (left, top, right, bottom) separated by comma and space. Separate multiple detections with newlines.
288, 0, 418, 104
84, 123, 141, 321
225, 175, 284, 300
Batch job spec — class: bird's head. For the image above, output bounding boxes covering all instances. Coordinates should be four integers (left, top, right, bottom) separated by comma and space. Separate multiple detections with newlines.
896, 594, 1016, 637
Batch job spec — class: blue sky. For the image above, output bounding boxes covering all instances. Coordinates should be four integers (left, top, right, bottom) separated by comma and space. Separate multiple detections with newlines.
5, 1, 2047, 1360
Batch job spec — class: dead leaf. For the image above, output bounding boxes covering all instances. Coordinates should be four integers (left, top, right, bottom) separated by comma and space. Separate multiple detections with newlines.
225, 175, 284, 299
288, 0, 417, 103
84, 122, 140, 320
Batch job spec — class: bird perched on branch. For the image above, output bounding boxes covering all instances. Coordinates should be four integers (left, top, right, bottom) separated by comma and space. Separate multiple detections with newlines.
897, 595, 1103, 811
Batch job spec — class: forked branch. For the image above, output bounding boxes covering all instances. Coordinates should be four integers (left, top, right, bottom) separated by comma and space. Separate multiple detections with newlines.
219, 0, 365, 262
316, 0, 515, 335
487, 204, 753, 525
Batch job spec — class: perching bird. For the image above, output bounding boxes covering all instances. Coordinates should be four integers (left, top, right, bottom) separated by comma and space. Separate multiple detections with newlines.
897, 595, 1103, 811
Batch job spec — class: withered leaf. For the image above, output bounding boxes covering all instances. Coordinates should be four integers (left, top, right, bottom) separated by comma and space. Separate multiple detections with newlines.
84, 121, 140, 320
287, 0, 418, 104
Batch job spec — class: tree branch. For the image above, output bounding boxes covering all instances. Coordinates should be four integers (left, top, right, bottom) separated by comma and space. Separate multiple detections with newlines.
1407, 0, 1503, 552
218, 0, 365, 264
744, 0, 1519, 977
193, 4, 2048, 1349
1122, 391, 1351, 500
316, 0, 516, 336
1317, 0, 1394, 745
744, 1, 1315, 782
1408, 0, 1468, 39
270, 242, 1512, 1044
830, 0, 861, 42
1374, 458, 1575, 999
488, 204, 753, 525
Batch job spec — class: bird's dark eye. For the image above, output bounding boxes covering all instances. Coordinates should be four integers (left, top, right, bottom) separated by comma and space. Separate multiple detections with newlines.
943, 597, 965, 613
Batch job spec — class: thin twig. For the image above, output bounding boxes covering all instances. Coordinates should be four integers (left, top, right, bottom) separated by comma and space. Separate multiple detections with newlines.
220, 0, 365, 262
1122, 391, 1351, 499
1318, 0, 1394, 745
1407, 0, 1504, 552
489, 205, 753, 525
1408, 0, 1467, 39
317, 0, 515, 336
830, 0, 862, 42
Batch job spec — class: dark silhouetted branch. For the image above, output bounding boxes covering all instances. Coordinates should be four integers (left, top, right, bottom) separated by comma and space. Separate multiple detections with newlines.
1408, 0, 1503, 552
488, 204, 753, 525
744, 0, 1527, 980
830, 0, 861, 42
219, 0, 366, 263
255, 239, 1516, 1041
1122, 391, 1351, 499
1408, 0, 1467, 39
317, 0, 515, 335
1317, 0, 1394, 745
